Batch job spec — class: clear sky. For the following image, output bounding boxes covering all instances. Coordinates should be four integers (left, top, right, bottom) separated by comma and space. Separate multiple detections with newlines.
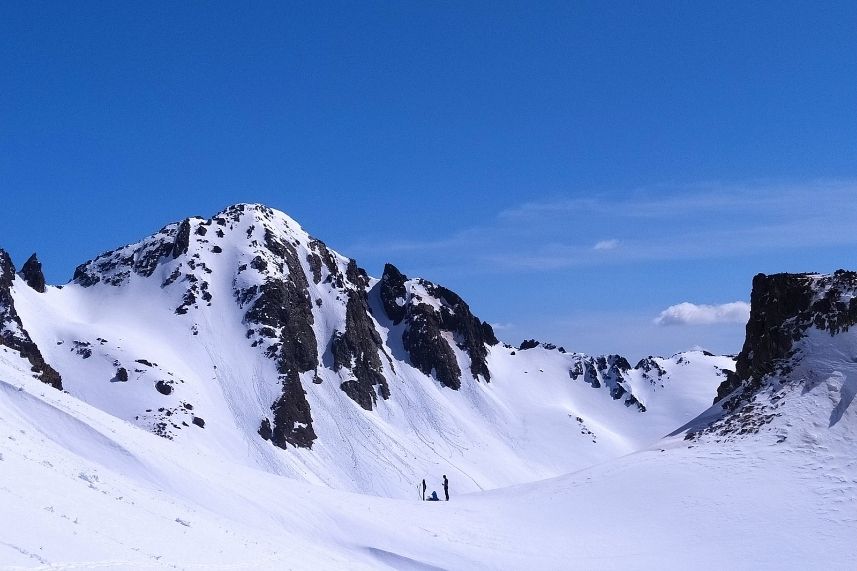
2, 2, 856, 360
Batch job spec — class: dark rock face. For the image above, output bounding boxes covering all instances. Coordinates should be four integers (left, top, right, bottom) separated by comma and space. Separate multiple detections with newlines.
72, 221, 187, 286
19, 254, 46, 293
403, 303, 463, 389
428, 282, 496, 382
307, 239, 340, 285
244, 241, 318, 378
345, 259, 369, 290
332, 291, 391, 410
135, 239, 174, 278
258, 418, 272, 440
380, 263, 498, 388
0, 250, 63, 390
72, 262, 101, 287
714, 270, 857, 407
115, 367, 129, 383
172, 219, 192, 258
241, 230, 319, 449
379, 263, 407, 324
519, 339, 540, 350
270, 376, 316, 449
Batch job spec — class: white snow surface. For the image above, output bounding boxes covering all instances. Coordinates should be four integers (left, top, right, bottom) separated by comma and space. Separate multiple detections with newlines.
1, 325, 855, 569
2, 204, 853, 568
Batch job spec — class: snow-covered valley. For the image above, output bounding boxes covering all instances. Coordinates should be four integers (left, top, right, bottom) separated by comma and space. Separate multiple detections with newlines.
1, 204, 855, 569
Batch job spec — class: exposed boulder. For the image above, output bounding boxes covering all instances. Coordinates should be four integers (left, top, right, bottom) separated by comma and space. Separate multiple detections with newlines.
258, 418, 272, 440
115, 367, 129, 383
155, 380, 173, 395
19, 253, 46, 293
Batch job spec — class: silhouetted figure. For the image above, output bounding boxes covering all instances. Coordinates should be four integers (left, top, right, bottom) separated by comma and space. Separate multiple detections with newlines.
421, 479, 426, 501
443, 475, 449, 501
427, 491, 440, 501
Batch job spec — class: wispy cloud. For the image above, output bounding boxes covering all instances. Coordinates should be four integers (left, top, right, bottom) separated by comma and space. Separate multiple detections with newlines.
654, 302, 751, 326
593, 239, 619, 251
348, 179, 857, 276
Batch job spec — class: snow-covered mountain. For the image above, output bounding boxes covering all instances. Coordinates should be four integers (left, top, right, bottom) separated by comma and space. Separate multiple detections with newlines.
1, 207, 855, 568
1, 204, 731, 498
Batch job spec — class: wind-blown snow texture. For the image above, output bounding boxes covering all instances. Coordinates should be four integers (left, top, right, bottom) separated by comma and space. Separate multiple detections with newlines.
1, 204, 853, 569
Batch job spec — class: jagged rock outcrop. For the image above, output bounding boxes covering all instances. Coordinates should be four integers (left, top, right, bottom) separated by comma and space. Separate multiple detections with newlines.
379, 263, 498, 389
172, 219, 192, 258
72, 221, 185, 286
332, 290, 391, 411
403, 302, 463, 389
568, 354, 645, 411
19, 253, 46, 293
242, 229, 319, 448
379, 263, 407, 324
0, 250, 62, 389
269, 376, 316, 449
635, 356, 667, 385
714, 270, 857, 407
517, 339, 565, 352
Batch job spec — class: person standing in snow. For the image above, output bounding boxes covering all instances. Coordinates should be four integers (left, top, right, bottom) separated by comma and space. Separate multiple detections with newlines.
421, 479, 426, 501
442, 475, 449, 501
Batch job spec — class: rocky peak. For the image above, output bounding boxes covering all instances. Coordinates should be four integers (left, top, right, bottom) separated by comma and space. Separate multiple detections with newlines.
379, 263, 498, 389
714, 270, 857, 407
19, 253, 46, 293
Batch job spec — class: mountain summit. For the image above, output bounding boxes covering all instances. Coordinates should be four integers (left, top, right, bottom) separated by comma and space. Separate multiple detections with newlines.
1, 203, 731, 496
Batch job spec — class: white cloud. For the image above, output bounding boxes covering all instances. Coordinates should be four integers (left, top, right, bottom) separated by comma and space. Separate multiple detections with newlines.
490, 322, 514, 331
654, 302, 750, 326
593, 239, 619, 251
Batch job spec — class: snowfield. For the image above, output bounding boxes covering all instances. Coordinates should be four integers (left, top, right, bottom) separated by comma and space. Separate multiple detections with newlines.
2, 338, 854, 570
1, 205, 855, 569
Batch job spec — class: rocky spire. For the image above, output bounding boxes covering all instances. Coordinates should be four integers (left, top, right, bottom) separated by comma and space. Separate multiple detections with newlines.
19, 253, 46, 293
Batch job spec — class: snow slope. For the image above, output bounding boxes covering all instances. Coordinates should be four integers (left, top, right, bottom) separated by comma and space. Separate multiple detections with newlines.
1, 322, 854, 569
2, 204, 732, 498
1, 213, 856, 568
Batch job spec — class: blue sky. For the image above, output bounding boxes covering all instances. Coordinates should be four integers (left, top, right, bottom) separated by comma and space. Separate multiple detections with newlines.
2, 2, 856, 359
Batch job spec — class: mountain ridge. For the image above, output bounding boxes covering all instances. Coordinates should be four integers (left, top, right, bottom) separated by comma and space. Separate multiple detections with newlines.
1, 203, 732, 497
